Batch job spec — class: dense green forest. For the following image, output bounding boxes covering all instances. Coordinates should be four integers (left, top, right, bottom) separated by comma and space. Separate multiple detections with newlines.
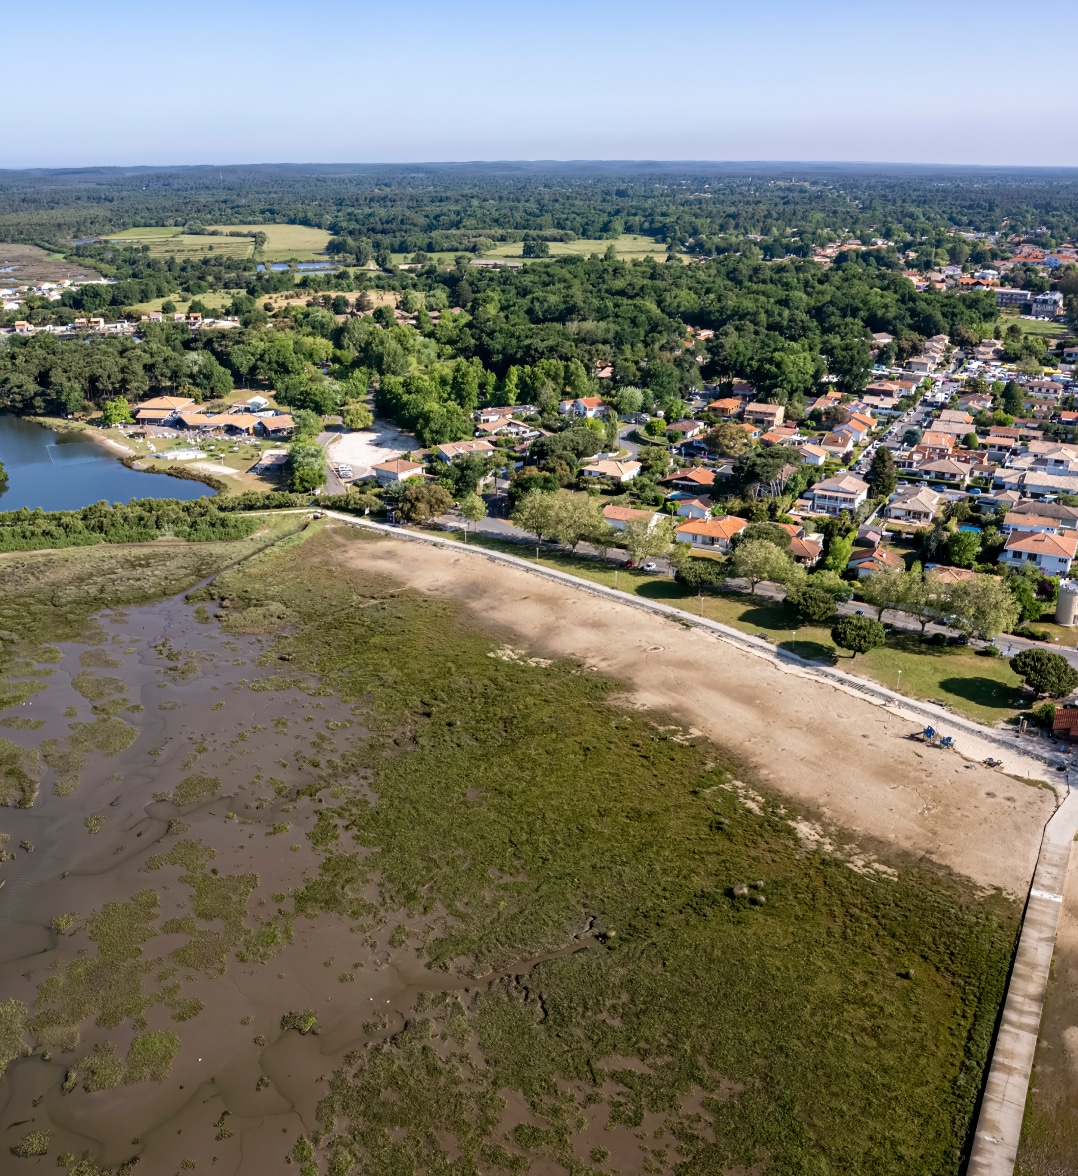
0, 250, 1004, 438
4, 162, 1078, 257
2, 164, 1076, 443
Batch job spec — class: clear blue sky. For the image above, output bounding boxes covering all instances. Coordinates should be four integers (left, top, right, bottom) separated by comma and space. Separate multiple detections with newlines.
7, 0, 1076, 168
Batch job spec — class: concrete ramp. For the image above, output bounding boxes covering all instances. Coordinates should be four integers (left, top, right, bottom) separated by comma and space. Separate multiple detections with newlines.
966, 778, 1078, 1174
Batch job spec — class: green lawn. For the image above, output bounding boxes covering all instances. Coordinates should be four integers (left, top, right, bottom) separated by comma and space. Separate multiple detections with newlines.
486, 233, 679, 262
1016, 319, 1069, 339
434, 529, 1028, 725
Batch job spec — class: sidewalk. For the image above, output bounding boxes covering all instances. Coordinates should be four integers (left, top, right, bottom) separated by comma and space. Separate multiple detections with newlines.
966, 776, 1078, 1175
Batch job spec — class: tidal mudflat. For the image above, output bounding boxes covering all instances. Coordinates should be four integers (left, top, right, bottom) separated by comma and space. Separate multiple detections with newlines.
0, 523, 1026, 1174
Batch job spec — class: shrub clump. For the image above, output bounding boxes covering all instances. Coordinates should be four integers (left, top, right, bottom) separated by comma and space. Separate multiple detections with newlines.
280, 1009, 318, 1035
9, 1129, 50, 1157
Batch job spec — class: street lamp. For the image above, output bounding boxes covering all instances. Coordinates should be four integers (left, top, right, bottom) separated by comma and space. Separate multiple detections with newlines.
791, 629, 798, 653
897, 668, 903, 692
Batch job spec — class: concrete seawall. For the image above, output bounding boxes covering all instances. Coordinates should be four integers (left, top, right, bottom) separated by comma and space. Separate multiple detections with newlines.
966, 779, 1078, 1174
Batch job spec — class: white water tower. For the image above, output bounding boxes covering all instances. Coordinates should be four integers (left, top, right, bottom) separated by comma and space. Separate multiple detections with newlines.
1057, 579, 1078, 627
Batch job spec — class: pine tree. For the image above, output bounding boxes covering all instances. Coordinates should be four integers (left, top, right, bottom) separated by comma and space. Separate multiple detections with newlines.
867, 446, 896, 498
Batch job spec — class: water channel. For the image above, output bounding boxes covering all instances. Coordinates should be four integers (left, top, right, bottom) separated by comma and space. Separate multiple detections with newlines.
0, 415, 214, 512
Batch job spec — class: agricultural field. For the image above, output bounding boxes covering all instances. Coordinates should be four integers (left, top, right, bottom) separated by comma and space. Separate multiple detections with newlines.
102, 228, 255, 260
486, 233, 678, 261
0, 523, 1029, 1174
209, 223, 333, 261
102, 224, 332, 263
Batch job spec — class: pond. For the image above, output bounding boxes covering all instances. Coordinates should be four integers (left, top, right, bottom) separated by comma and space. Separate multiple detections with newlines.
255, 261, 335, 272
0, 415, 214, 512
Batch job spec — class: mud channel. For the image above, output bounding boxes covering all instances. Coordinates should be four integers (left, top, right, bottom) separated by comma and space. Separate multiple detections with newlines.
0, 581, 593, 1172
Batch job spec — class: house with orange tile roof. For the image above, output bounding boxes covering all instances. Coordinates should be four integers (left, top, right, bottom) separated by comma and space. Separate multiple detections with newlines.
674, 515, 747, 552
1001, 530, 1078, 577
848, 546, 905, 577
373, 458, 425, 485
662, 467, 717, 494
602, 504, 658, 531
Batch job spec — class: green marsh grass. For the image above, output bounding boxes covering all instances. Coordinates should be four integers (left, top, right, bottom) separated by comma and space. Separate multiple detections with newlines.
206, 527, 1018, 1175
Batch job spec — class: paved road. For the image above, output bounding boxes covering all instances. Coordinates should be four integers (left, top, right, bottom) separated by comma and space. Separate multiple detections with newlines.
316, 429, 347, 495
617, 423, 641, 458
967, 779, 1078, 1175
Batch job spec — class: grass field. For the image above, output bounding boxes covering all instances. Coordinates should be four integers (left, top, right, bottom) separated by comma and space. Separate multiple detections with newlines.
209, 223, 332, 261
433, 530, 1029, 725
486, 233, 677, 262
387, 234, 680, 267
1018, 319, 1070, 339
105, 227, 183, 240
103, 224, 332, 263
129, 288, 244, 314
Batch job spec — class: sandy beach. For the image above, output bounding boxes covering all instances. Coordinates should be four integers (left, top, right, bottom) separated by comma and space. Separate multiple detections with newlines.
340, 532, 1057, 896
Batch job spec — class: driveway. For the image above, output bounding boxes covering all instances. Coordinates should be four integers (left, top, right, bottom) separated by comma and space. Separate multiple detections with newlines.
617, 423, 641, 458
316, 430, 347, 495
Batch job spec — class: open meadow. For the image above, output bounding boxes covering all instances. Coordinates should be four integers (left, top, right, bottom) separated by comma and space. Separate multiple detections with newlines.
102, 224, 332, 263
486, 233, 678, 261
209, 223, 333, 261
0, 521, 1052, 1175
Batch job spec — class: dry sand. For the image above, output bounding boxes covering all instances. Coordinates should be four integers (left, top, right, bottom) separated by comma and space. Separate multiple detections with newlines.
341, 533, 1057, 897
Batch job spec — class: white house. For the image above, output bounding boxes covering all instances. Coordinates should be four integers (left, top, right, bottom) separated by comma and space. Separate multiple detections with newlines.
1001, 530, 1078, 577
819, 431, 854, 458
602, 504, 658, 532
558, 397, 608, 418
885, 487, 940, 524
373, 458, 425, 485
796, 443, 829, 467
675, 495, 714, 520
807, 474, 869, 517
580, 459, 640, 484
674, 515, 747, 552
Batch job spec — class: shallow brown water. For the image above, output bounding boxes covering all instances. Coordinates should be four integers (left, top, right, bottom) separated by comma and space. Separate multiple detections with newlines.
0, 581, 610, 1173
0, 589, 438, 1169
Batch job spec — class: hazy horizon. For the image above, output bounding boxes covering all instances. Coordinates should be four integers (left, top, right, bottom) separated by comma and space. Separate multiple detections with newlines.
7, 0, 1076, 170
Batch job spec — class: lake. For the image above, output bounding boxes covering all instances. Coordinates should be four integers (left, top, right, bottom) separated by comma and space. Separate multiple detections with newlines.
0, 415, 214, 512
